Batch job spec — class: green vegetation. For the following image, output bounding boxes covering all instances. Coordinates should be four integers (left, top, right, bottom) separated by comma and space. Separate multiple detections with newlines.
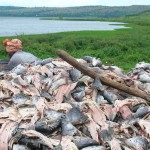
0, 11, 150, 72
106, 11, 150, 26
41, 10, 150, 25
1, 5, 150, 18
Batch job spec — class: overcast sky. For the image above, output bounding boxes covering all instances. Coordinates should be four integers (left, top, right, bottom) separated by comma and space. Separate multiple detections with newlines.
0, 0, 150, 7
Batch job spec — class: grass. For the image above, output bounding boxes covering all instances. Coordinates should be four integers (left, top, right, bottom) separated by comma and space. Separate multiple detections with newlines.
0, 12, 150, 72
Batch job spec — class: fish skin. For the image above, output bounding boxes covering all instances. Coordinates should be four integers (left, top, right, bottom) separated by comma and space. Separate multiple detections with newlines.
60, 136, 78, 150
119, 118, 138, 134
41, 145, 52, 150
85, 86, 93, 95
79, 125, 92, 138
1, 80, 20, 95
70, 102, 88, 112
119, 105, 133, 120
46, 62, 55, 69
52, 60, 72, 68
11, 64, 27, 75
82, 56, 102, 67
89, 67, 104, 73
114, 97, 147, 109
144, 83, 150, 92
91, 89, 98, 102
55, 82, 77, 103
135, 62, 150, 69
102, 104, 117, 121
139, 74, 150, 83
19, 138, 45, 149
41, 58, 53, 65
107, 138, 122, 150
133, 106, 150, 119
44, 109, 65, 122
12, 93, 29, 105
20, 136, 60, 149
66, 107, 89, 125
30, 74, 42, 90
92, 78, 104, 91
86, 118, 100, 142
23, 85, 40, 96
0, 56, 150, 150
0, 121, 19, 150
122, 146, 132, 150
137, 119, 150, 138
49, 78, 67, 92
73, 136, 99, 149
24, 75, 32, 84
132, 103, 146, 112
40, 65, 53, 77
41, 77, 53, 91
53, 144, 62, 150
74, 84, 85, 92
72, 90, 85, 102
79, 75, 94, 86
32, 96, 47, 118
35, 117, 60, 135
40, 90, 54, 101
96, 93, 108, 105
47, 102, 72, 112
13, 144, 31, 150
32, 59, 43, 66
125, 136, 148, 150
0, 90, 10, 100
103, 90, 118, 104
92, 57, 102, 67
22, 130, 57, 149
88, 102, 106, 126
108, 66, 124, 74
69, 68, 82, 81
82, 56, 93, 62
61, 118, 77, 136
12, 76, 27, 86
71, 85, 85, 102
81, 146, 105, 150
99, 126, 114, 142
119, 91, 133, 99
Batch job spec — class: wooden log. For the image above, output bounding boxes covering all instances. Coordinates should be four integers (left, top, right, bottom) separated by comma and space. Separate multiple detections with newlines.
56, 49, 150, 102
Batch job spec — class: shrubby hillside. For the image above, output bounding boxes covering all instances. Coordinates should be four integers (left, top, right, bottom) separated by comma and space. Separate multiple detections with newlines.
1, 5, 150, 18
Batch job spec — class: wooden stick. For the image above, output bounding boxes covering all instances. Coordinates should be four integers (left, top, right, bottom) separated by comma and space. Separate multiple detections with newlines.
56, 50, 150, 102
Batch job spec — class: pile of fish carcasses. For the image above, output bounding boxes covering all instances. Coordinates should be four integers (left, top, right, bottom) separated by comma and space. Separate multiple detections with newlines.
0, 56, 150, 150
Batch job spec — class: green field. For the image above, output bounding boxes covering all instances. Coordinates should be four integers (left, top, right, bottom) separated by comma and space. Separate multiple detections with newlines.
0, 12, 150, 72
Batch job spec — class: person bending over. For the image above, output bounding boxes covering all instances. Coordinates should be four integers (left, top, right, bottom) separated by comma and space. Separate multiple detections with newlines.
2, 38, 39, 70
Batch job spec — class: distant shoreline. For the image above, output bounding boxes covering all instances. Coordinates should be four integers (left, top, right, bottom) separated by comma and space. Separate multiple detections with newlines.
1, 5, 150, 18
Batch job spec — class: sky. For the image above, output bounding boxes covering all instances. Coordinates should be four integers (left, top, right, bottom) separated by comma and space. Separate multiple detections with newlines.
0, 0, 150, 7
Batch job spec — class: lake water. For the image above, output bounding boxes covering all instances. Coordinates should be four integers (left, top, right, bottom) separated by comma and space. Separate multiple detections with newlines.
0, 17, 128, 37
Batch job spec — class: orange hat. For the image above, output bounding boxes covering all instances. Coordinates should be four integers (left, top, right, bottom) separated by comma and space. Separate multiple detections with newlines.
5, 39, 23, 53
2, 39, 10, 46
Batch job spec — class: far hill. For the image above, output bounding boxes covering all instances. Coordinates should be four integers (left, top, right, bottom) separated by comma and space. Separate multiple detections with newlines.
105, 10, 150, 26
126, 10, 150, 23
1, 5, 150, 18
